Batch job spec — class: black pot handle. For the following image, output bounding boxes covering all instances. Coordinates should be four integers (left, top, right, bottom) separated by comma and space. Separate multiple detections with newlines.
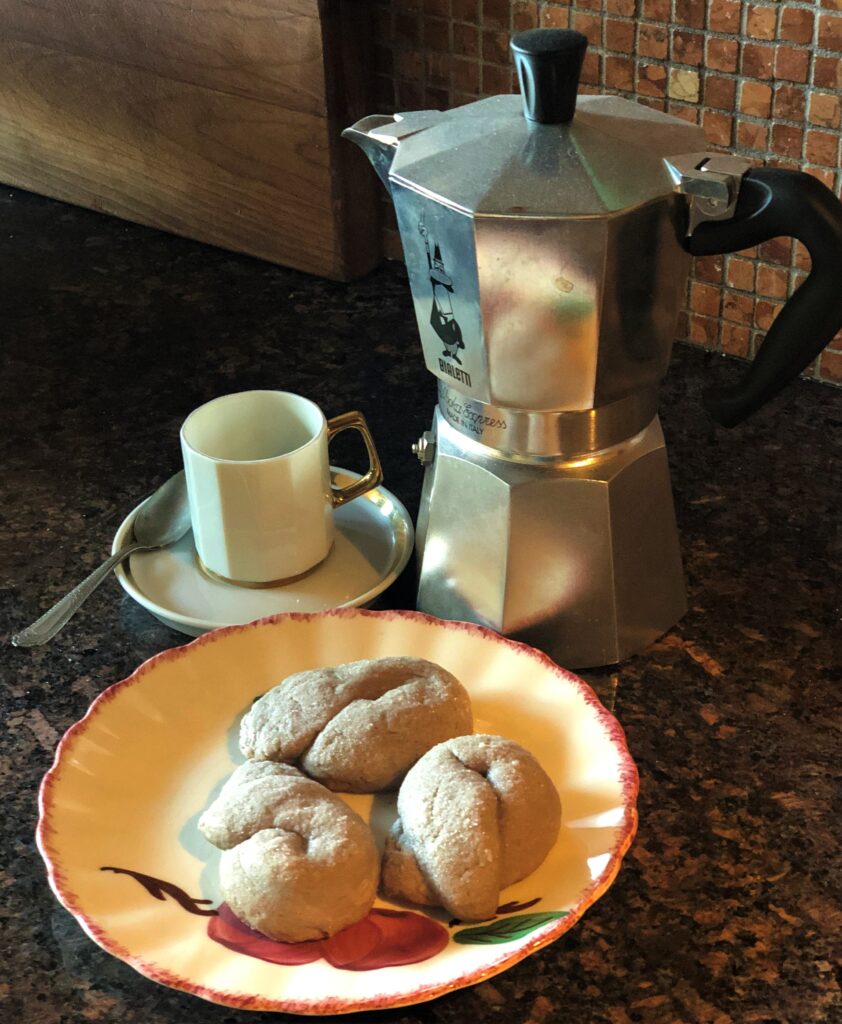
687, 167, 842, 427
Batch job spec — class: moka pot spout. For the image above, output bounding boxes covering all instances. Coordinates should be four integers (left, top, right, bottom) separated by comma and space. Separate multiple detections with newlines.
342, 111, 444, 191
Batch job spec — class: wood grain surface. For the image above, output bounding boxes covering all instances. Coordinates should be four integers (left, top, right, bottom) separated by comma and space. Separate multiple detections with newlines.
0, 0, 380, 279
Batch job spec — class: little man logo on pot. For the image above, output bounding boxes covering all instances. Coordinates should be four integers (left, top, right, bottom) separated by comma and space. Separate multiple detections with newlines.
419, 215, 465, 367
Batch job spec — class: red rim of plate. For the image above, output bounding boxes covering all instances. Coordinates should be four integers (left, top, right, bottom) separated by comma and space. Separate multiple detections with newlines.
36, 607, 640, 1015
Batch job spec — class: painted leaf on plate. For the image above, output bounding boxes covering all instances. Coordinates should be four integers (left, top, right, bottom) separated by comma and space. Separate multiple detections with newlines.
453, 911, 568, 945
100, 866, 216, 916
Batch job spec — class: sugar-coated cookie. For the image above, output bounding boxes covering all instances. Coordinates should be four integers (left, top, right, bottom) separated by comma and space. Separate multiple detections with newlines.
198, 761, 379, 941
239, 657, 473, 792
381, 734, 561, 921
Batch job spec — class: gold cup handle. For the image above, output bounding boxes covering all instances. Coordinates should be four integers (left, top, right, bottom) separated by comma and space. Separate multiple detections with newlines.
326, 411, 384, 507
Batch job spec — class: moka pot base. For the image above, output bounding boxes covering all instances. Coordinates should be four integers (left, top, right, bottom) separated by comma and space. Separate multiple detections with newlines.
415, 407, 687, 669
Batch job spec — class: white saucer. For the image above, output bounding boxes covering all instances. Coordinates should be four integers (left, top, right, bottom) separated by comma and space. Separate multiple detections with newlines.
112, 468, 414, 636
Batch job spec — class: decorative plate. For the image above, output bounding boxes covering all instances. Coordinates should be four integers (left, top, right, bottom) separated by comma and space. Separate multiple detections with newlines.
111, 468, 414, 636
37, 609, 638, 1015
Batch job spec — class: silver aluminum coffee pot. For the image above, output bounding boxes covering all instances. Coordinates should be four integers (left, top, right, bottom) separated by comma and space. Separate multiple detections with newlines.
345, 29, 842, 668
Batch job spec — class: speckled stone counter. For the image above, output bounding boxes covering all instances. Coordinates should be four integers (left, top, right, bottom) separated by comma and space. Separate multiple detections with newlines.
1, 187, 840, 1024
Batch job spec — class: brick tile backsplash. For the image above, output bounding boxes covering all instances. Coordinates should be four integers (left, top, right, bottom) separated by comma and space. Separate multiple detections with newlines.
372, 0, 842, 386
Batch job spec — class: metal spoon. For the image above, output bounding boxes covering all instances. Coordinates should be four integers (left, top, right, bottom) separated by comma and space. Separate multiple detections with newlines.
12, 471, 191, 647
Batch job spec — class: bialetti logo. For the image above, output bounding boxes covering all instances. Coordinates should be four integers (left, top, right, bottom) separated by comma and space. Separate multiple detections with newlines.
438, 358, 472, 387
419, 215, 467, 372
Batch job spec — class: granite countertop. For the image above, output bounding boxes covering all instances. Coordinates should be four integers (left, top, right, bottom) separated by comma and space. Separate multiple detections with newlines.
1, 187, 840, 1024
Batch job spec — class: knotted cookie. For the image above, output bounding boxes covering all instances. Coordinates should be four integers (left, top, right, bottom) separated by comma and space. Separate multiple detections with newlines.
381, 734, 562, 921
198, 760, 379, 941
239, 656, 473, 792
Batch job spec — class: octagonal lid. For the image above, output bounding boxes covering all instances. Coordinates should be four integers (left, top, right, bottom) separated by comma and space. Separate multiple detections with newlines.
388, 93, 705, 218
386, 30, 705, 217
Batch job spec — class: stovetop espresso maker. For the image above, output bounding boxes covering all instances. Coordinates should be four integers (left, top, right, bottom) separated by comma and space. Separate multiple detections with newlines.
345, 29, 842, 668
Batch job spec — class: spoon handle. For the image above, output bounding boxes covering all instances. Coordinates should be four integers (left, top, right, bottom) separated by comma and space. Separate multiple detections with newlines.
11, 542, 145, 647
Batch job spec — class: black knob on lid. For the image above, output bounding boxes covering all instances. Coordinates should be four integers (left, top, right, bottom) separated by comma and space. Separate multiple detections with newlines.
511, 29, 588, 125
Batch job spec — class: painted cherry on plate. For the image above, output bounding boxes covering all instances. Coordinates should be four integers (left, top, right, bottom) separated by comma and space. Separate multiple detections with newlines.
208, 903, 450, 971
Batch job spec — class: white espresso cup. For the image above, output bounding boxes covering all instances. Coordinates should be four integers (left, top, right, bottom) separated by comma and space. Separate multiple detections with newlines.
180, 390, 383, 585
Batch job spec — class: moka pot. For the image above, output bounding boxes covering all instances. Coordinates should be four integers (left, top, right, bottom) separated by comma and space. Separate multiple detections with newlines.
344, 29, 842, 668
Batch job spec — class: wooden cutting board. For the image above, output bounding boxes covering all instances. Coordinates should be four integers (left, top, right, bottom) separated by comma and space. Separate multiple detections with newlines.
0, 0, 380, 280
